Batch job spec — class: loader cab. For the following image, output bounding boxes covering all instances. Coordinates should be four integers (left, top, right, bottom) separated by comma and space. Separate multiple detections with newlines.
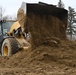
0, 24, 3, 47
0, 20, 15, 48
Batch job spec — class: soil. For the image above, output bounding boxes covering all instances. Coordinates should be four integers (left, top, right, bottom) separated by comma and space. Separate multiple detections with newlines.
0, 6, 76, 75
0, 40, 76, 75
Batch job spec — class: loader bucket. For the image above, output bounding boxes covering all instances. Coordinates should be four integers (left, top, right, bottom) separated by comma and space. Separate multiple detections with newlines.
18, 2, 68, 32
17, 2, 68, 49
20, 2, 68, 19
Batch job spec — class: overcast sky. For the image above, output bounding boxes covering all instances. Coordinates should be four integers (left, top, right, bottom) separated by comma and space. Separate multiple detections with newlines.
0, 0, 75, 16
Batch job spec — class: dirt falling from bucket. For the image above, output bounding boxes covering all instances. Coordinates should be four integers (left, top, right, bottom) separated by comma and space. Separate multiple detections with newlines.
23, 13, 67, 48
17, 8, 67, 49
17, 8, 26, 29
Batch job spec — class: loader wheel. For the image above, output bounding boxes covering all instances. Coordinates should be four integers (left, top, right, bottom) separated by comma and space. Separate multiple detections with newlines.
1, 38, 19, 56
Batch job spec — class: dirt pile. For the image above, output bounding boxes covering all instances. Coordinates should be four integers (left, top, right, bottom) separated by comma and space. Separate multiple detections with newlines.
0, 40, 76, 68
0, 40, 76, 74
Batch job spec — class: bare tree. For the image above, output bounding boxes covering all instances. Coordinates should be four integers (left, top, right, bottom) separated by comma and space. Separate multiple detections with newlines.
0, 6, 5, 20
0, 6, 17, 20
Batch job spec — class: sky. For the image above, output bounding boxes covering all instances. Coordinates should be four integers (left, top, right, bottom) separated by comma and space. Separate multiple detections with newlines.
0, 0, 76, 17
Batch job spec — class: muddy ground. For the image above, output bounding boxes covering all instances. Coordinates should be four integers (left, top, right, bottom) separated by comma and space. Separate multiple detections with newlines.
0, 40, 76, 75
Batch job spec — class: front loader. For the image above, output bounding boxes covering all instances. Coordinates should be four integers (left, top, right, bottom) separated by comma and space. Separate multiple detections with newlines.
0, 20, 30, 56
0, 2, 68, 56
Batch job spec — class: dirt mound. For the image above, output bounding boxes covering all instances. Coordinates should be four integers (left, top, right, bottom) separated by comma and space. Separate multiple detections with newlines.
0, 40, 76, 68
0, 40, 76, 74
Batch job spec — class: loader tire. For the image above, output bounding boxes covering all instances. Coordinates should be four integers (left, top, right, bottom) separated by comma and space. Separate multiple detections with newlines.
1, 38, 19, 56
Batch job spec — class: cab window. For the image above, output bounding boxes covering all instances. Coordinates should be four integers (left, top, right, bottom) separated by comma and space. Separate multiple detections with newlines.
0, 25, 2, 36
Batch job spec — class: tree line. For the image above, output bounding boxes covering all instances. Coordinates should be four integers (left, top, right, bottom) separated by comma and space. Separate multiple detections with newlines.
0, 6, 16, 20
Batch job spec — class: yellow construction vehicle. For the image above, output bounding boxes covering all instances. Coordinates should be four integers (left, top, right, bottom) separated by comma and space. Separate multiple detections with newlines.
0, 2, 68, 56
0, 20, 30, 56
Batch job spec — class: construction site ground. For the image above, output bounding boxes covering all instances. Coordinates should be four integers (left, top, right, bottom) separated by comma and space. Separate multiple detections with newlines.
0, 40, 76, 75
